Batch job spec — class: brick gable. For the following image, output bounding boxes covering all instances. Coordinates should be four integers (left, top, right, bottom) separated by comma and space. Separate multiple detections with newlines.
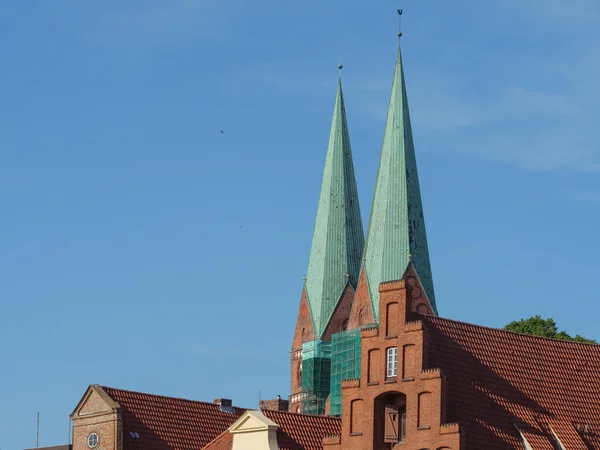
331, 279, 600, 449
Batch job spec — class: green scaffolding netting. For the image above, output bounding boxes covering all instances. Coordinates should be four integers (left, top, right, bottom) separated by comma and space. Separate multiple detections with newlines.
329, 329, 362, 416
301, 340, 332, 415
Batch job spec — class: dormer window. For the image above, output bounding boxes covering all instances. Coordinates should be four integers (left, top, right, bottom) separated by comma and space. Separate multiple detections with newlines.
387, 347, 398, 378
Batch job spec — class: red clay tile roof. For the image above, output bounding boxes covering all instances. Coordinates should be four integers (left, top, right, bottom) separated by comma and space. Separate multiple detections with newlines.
201, 430, 232, 450
422, 316, 600, 449
101, 386, 245, 450
202, 410, 341, 450
263, 410, 341, 450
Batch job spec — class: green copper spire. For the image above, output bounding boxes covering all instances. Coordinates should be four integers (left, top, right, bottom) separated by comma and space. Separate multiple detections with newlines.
362, 44, 438, 317
305, 78, 365, 338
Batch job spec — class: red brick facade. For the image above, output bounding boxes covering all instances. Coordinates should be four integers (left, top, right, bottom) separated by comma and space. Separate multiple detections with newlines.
289, 286, 316, 412
71, 387, 122, 450
403, 263, 434, 316
322, 283, 355, 341
346, 267, 375, 330
326, 280, 463, 450
349, 265, 434, 331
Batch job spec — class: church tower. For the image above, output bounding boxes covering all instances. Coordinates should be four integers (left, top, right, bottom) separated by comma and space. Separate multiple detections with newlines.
289, 78, 365, 415
329, 39, 438, 416
349, 42, 437, 328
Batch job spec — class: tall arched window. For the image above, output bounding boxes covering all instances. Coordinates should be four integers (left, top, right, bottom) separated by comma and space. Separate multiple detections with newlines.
359, 308, 364, 326
387, 347, 398, 378
301, 327, 306, 343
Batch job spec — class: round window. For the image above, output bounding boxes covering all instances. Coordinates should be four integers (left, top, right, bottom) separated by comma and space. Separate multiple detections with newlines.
88, 432, 99, 448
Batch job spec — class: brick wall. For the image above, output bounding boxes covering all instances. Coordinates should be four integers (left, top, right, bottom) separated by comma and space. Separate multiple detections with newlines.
326, 280, 464, 450
260, 396, 290, 412
347, 268, 375, 330
71, 388, 121, 450
289, 287, 316, 413
322, 283, 356, 341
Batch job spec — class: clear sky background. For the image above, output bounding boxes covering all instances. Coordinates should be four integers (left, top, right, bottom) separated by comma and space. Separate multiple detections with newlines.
1, 1, 600, 448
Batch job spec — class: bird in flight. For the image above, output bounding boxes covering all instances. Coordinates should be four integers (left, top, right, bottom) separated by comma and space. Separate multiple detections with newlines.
220, 130, 224, 134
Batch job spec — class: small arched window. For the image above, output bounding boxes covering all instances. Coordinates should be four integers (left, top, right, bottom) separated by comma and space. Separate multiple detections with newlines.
341, 319, 349, 331
386, 347, 398, 378
359, 308, 364, 326
301, 328, 306, 343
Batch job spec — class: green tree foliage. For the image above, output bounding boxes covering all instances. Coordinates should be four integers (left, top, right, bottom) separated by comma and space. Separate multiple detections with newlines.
504, 315, 596, 344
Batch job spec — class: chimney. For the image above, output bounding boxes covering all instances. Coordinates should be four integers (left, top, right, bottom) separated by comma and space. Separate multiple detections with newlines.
213, 398, 232, 407
259, 395, 289, 412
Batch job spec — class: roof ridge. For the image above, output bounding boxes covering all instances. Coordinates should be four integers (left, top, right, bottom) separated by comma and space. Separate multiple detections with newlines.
263, 409, 341, 421
424, 316, 600, 347
100, 385, 248, 409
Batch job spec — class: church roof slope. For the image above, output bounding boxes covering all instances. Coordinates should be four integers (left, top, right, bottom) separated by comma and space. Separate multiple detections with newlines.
422, 316, 600, 449
101, 386, 246, 450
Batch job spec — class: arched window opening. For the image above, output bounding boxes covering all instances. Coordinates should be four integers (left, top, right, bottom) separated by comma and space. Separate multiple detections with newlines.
297, 361, 302, 390
359, 308, 364, 326
418, 392, 432, 429
386, 302, 399, 337
387, 347, 398, 378
368, 349, 381, 384
374, 392, 407, 448
301, 328, 307, 343
350, 399, 364, 434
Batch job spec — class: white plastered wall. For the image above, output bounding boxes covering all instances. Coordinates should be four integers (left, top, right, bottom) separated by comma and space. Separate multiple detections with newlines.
230, 410, 279, 450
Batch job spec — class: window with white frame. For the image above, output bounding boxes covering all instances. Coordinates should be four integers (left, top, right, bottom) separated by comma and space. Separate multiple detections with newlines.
387, 347, 398, 377
87, 432, 99, 449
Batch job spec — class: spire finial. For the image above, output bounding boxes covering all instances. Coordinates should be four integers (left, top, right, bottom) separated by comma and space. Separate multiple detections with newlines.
338, 49, 343, 73
397, 9, 403, 38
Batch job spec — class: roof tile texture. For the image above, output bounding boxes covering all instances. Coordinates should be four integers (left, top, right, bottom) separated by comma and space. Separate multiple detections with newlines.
263, 410, 340, 450
102, 387, 245, 450
423, 316, 600, 449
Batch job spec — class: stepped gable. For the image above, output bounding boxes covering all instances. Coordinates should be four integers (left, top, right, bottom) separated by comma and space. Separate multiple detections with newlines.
202, 410, 341, 450
101, 386, 245, 450
421, 316, 600, 448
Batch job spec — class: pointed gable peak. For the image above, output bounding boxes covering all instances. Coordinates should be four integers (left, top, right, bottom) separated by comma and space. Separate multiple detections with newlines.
304, 78, 365, 338
331, 77, 346, 134
360, 43, 438, 320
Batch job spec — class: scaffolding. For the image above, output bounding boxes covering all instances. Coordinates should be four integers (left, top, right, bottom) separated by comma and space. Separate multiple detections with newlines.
329, 329, 362, 416
301, 340, 332, 415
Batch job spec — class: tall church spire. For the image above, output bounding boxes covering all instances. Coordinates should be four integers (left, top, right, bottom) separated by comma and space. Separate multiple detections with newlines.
289, 77, 364, 415
304, 78, 365, 337
349, 43, 437, 327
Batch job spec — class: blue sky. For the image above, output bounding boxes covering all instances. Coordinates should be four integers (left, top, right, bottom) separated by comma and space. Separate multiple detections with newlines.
2, 1, 600, 448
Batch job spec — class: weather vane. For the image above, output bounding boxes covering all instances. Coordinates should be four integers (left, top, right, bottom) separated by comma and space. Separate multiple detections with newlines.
397, 9, 403, 38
